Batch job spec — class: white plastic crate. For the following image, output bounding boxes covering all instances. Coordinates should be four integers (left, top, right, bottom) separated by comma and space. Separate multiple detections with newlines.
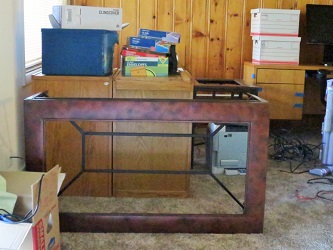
252, 36, 301, 65
251, 8, 300, 36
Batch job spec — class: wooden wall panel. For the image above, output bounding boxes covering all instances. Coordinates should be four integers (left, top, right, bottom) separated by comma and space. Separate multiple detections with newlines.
190, 0, 209, 77
104, 0, 121, 69
156, 0, 173, 31
174, 0, 190, 67
139, 0, 156, 29
104, 0, 120, 6
313, 0, 332, 4
207, 0, 226, 78
280, 0, 298, 9
224, 1, 244, 78
118, 0, 139, 70
70, 0, 333, 79
72, 0, 104, 6
262, 0, 279, 8
241, 0, 260, 73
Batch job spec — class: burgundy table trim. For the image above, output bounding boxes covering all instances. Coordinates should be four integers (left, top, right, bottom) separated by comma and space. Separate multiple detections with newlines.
24, 93, 269, 234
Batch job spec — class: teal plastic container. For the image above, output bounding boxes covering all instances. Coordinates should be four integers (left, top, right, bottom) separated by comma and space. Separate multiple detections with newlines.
41, 29, 118, 76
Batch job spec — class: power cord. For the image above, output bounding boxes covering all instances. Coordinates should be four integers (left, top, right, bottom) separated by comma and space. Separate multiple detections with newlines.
295, 177, 333, 202
269, 129, 321, 173
307, 177, 333, 185
0, 174, 44, 224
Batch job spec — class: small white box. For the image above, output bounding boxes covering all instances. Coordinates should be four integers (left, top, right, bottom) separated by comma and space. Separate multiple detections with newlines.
52, 5, 123, 31
251, 8, 300, 36
252, 36, 301, 65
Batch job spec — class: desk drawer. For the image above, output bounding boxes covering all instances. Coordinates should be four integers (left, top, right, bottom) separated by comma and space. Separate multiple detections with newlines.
258, 83, 304, 120
256, 69, 305, 84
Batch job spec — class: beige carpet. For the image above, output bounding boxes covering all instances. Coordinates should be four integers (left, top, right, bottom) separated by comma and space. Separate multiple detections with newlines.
60, 119, 333, 249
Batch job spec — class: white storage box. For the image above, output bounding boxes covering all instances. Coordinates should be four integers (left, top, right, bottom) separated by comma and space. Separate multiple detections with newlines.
251, 8, 300, 36
252, 36, 301, 65
52, 5, 122, 31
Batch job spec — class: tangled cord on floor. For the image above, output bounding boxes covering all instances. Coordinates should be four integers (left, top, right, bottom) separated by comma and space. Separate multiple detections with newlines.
269, 129, 322, 173
295, 177, 333, 202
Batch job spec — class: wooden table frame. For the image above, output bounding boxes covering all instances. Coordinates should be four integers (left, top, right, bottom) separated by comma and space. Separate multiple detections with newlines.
24, 92, 269, 234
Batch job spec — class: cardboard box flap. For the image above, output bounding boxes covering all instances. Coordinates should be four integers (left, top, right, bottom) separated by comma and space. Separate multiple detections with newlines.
1, 170, 45, 217
31, 165, 64, 223
0, 165, 65, 217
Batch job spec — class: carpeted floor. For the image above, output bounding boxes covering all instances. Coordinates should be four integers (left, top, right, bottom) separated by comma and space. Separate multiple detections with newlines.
60, 117, 333, 250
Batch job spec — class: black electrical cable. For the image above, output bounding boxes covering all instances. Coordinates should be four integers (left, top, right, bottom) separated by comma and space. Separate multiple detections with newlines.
307, 177, 333, 185
0, 174, 45, 224
296, 177, 333, 202
269, 129, 321, 173
316, 190, 333, 201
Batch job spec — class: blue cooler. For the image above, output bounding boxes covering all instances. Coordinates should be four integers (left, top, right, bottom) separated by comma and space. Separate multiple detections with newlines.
41, 29, 118, 76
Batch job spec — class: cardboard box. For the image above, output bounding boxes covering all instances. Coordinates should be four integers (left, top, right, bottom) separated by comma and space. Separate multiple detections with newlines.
252, 36, 301, 65
0, 166, 65, 250
123, 56, 169, 77
139, 28, 181, 43
127, 37, 171, 53
121, 46, 165, 57
251, 8, 300, 36
42, 28, 118, 76
119, 46, 167, 73
52, 5, 122, 31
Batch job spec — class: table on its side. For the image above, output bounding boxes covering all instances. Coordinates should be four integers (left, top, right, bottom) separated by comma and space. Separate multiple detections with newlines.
24, 92, 269, 234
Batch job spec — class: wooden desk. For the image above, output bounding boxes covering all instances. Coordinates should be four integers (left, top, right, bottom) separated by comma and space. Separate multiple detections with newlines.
243, 62, 333, 120
30, 74, 113, 197
112, 70, 194, 198
30, 71, 194, 198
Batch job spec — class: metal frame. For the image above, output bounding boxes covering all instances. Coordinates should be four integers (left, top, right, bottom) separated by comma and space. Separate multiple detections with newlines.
193, 79, 260, 99
24, 92, 269, 234
59, 121, 244, 209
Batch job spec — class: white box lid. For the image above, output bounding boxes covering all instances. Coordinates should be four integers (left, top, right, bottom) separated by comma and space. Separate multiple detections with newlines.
251, 8, 300, 14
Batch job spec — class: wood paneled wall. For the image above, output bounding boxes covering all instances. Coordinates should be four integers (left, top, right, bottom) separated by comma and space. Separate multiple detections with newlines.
72, 0, 333, 78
